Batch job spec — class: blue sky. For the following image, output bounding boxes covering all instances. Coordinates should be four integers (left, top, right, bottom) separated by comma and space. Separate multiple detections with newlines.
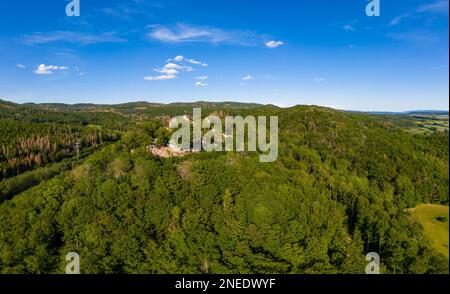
0, 0, 448, 111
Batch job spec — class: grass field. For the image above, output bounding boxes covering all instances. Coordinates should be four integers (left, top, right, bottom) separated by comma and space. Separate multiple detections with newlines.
409, 204, 449, 257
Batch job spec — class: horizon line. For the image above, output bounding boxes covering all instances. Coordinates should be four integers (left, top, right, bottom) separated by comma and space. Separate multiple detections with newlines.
1, 97, 449, 113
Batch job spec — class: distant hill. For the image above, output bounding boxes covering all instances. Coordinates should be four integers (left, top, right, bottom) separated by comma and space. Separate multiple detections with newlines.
366, 110, 449, 116
0, 99, 18, 109
2, 98, 447, 115
4, 99, 263, 108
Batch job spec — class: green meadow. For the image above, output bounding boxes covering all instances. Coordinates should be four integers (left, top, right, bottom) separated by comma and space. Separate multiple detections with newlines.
409, 204, 449, 257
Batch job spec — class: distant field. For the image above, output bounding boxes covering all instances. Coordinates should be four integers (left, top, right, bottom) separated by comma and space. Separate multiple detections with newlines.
410, 115, 449, 133
409, 204, 449, 257
370, 113, 449, 134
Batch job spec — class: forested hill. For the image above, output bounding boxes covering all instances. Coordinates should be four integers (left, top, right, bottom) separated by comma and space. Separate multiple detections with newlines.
1, 99, 264, 111
0, 98, 448, 274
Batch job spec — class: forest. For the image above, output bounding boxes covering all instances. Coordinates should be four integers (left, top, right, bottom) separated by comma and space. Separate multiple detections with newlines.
0, 99, 448, 274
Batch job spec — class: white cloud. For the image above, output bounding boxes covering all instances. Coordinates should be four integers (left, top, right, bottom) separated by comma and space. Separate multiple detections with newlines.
168, 56, 208, 67
156, 68, 179, 75
195, 82, 208, 87
195, 76, 208, 80
34, 64, 68, 75
164, 63, 183, 70
145, 56, 207, 81
153, 63, 185, 75
315, 78, 325, 83
35, 65, 51, 75
265, 40, 284, 48
16, 63, 26, 69
144, 74, 177, 81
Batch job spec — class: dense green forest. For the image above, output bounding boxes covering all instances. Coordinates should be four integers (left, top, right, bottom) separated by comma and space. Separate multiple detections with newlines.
0, 99, 448, 274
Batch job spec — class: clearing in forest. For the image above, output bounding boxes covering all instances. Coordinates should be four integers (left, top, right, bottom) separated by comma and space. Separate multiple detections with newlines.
409, 204, 449, 257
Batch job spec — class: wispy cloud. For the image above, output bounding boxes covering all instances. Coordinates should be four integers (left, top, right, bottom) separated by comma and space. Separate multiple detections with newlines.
242, 75, 254, 81
73, 66, 86, 76
315, 78, 325, 83
16, 63, 26, 69
195, 76, 208, 80
343, 20, 358, 32
147, 23, 260, 46
388, 30, 439, 44
418, 0, 449, 14
240, 74, 254, 86
34, 64, 68, 75
389, 13, 412, 26
343, 24, 355, 31
100, 3, 152, 21
21, 31, 126, 45
389, 0, 448, 27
